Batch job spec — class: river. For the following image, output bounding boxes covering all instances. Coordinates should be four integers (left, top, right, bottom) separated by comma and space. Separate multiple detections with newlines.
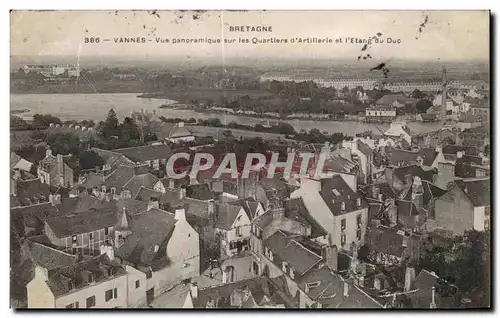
10, 93, 443, 135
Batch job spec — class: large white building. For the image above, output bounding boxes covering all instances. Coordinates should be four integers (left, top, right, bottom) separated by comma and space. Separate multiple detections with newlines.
22, 64, 80, 77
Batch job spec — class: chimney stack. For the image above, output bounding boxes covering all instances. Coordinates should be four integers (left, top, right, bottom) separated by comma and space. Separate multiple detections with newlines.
404, 266, 416, 291
179, 186, 186, 200
34, 266, 49, 281
321, 244, 338, 271
386, 199, 398, 228
100, 244, 115, 261
191, 283, 198, 300
457, 151, 464, 159
430, 286, 437, 308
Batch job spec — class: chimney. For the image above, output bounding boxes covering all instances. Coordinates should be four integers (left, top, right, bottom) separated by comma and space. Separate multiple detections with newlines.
273, 207, 285, 220
190, 283, 198, 300
100, 244, 115, 261
430, 286, 437, 308
34, 266, 49, 281
378, 193, 384, 202
435, 145, 443, 154
179, 186, 186, 200
46, 148, 53, 158
173, 202, 186, 222
412, 176, 424, 212
208, 199, 215, 216
404, 266, 416, 291
457, 151, 464, 159
321, 244, 338, 271
386, 199, 398, 228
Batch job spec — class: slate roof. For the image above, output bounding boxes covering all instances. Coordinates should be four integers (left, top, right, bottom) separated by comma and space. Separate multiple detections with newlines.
103, 165, 135, 189
356, 140, 373, 156
387, 148, 438, 167
11, 202, 61, 234
253, 210, 274, 230
22, 239, 78, 271
90, 148, 133, 167
263, 230, 322, 275
455, 179, 490, 207
115, 208, 176, 267
193, 277, 279, 308
319, 175, 369, 216
11, 152, 33, 171
15, 178, 51, 206
284, 197, 328, 238
369, 226, 407, 257
442, 145, 480, 156
214, 203, 244, 230
113, 144, 173, 163
407, 269, 460, 308
418, 113, 437, 121
122, 173, 159, 198
422, 181, 447, 208
186, 183, 214, 201
393, 165, 437, 183
135, 186, 180, 206
376, 94, 417, 107
45, 208, 118, 238
396, 200, 419, 228
227, 198, 261, 219
295, 265, 343, 301
46, 254, 126, 297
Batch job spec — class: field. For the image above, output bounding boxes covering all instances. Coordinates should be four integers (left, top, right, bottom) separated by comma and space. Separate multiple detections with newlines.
138, 88, 272, 103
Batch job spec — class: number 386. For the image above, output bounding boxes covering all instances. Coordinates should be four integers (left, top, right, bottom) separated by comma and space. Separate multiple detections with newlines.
85, 37, 101, 43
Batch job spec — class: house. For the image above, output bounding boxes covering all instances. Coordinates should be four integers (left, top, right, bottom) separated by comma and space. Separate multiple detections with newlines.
427, 179, 490, 235
341, 139, 374, 185
11, 152, 33, 173
383, 122, 412, 146
367, 225, 421, 266
214, 202, 252, 258
226, 198, 265, 220
290, 175, 369, 251
94, 144, 173, 172
11, 202, 61, 237
44, 207, 118, 257
183, 278, 287, 308
365, 106, 397, 123
385, 147, 439, 169
376, 94, 418, 109
38, 149, 78, 188
115, 200, 200, 302
90, 148, 134, 173
406, 269, 461, 308
26, 254, 128, 308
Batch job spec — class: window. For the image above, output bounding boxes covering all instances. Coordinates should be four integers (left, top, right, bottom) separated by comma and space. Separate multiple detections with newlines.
105, 289, 113, 302
341, 234, 346, 246
484, 219, 490, 231
265, 246, 269, 256
357, 214, 362, 229
282, 261, 288, 273
66, 301, 79, 308
485, 206, 491, 218
114, 288, 118, 299
356, 197, 362, 207
290, 268, 295, 279
89, 232, 93, 240
236, 226, 241, 236
88, 273, 94, 283
111, 187, 116, 195
86, 296, 96, 308
135, 280, 140, 289
341, 219, 346, 231
357, 229, 362, 241
269, 251, 274, 261
72, 247, 77, 255
72, 235, 77, 243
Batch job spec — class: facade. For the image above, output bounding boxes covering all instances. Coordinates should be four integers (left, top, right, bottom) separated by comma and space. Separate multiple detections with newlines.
38, 149, 76, 188
365, 106, 397, 123
22, 64, 80, 77
215, 203, 252, 258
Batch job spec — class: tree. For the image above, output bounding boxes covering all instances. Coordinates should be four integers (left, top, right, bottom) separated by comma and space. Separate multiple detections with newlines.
100, 109, 119, 138
32, 114, 62, 129
416, 99, 433, 113
78, 150, 105, 170
411, 89, 427, 99
10, 116, 30, 130
46, 133, 81, 155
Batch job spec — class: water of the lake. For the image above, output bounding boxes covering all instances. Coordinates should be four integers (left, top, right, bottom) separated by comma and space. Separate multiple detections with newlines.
10, 93, 443, 135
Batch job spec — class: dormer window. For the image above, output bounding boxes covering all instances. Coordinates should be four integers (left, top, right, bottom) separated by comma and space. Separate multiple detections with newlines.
341, 202, 346, 211
72, 235, 77, 243
269, 250, 274, 261
102, 186, 106, 193
68, 280, 75, 290
111, 187, 116, 195
356, 197, 362, 208
290, 268, 295, 279
282, 261, 288, 273
88, 273, 95, 283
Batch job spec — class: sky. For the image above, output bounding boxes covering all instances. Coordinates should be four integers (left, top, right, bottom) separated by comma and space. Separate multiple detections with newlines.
10, 10, 490, 62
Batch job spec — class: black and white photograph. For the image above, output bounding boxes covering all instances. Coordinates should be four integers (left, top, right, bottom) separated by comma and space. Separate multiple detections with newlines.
9, 10, 491, 309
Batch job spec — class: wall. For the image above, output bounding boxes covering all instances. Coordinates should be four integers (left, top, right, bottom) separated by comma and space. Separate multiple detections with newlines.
153, 181, 166, 193
27, 275, 55, 308
226, 208, 251, 243
63, 163, 74, 188
333, 207, 368, 251
473, 206, 486, 232
45, 222, 114, 255
434, 187, 474, 235
125, 266, 147, 308
291, 185, 335, 236
54, 274, 128, 308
